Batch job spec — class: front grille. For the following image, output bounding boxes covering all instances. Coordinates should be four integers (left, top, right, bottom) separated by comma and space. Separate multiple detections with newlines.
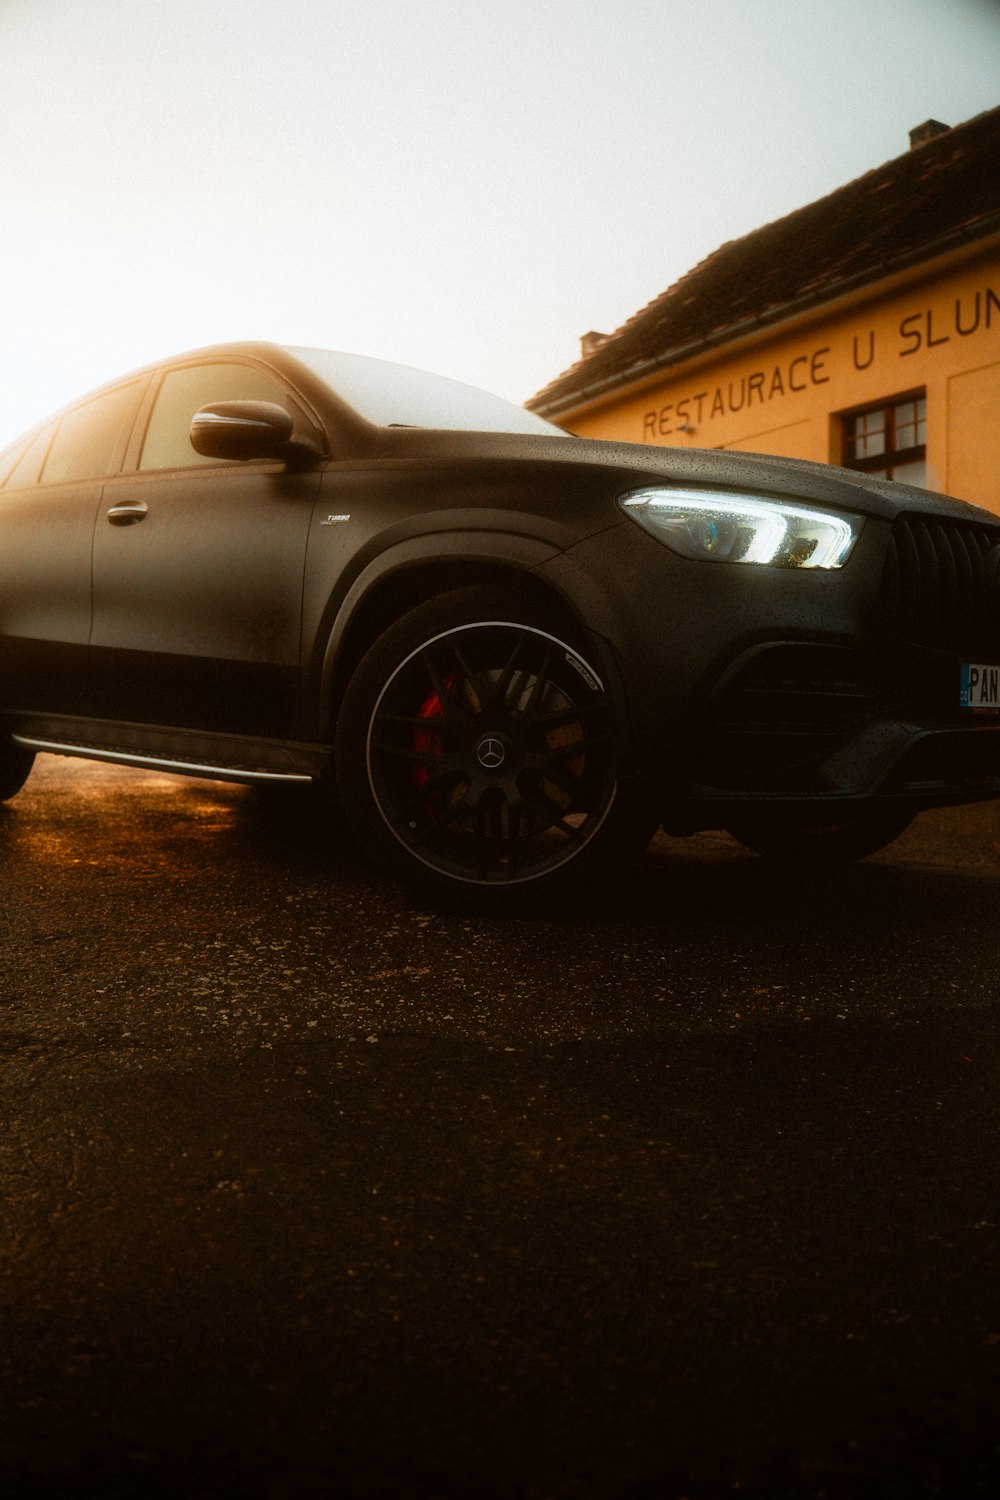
881, 514, 1000, 655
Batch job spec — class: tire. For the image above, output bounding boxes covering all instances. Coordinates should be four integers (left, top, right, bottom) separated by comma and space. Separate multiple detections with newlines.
334, 588, 657, 908
726, 808, 913, 867
0, 741, 34, 803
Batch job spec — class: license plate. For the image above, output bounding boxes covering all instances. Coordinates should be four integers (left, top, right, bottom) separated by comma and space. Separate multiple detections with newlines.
961, 662, 1000, 709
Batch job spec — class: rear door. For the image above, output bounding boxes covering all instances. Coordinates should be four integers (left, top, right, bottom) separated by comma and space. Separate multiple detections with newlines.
91, 359, 322, 739
0, 379, 145, 716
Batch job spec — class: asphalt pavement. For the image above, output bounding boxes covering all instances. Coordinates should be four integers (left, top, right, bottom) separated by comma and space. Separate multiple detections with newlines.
2, 755, 1000, 1498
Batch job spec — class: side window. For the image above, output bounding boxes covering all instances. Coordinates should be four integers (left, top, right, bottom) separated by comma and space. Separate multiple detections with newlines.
139, 363, 289, 471
2, 420, 58, 491
41, 381, 144, 485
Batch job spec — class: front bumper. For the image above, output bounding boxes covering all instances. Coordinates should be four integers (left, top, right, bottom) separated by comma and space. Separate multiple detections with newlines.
560, 505, 1000, 829
680, 637, 1000, 817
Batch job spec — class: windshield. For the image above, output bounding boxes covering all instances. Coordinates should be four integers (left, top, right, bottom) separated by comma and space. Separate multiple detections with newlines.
288, 347, 567, 436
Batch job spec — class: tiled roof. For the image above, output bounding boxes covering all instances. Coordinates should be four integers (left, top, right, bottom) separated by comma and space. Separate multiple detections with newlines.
529, 106, 1000, 415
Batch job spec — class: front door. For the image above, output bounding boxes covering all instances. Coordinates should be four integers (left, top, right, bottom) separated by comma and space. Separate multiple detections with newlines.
91, 360, 322, 739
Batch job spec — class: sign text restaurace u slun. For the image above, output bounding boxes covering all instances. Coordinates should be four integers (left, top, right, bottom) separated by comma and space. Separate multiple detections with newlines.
641, 281, 1000, 441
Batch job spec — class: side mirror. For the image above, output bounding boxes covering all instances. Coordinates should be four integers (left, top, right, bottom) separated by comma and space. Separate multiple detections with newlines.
190, 401, 321, 464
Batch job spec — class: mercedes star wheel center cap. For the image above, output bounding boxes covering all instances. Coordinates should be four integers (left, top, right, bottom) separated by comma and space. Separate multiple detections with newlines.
476, 735, 507, 771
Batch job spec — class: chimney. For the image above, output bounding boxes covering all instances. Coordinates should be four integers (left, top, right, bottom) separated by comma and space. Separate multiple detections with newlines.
580, 330, 610, 358
909, 119, 950, 149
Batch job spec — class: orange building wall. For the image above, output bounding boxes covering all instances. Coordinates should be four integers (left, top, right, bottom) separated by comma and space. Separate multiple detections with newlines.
560, 242, 1000, 513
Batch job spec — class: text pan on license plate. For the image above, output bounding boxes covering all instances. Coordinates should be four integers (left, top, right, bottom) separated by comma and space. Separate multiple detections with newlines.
961, 663, 1000, 708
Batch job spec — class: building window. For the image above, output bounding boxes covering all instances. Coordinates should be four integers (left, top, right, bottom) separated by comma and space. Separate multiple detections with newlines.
842, 393, 926, 486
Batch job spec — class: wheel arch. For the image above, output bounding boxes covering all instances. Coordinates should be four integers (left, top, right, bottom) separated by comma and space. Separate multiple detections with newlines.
314, 536, 625, 745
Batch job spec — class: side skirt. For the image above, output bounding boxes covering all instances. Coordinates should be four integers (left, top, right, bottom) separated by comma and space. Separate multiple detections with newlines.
8, 714, 332, 788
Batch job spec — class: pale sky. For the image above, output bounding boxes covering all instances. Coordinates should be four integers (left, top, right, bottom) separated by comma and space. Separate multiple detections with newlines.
2, 0, 999, 447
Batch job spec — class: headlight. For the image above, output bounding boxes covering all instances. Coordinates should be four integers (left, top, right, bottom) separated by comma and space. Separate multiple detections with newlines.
619, 487, 862, 569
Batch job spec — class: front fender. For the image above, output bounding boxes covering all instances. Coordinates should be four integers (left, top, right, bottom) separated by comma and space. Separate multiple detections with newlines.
308, 529, 565, 739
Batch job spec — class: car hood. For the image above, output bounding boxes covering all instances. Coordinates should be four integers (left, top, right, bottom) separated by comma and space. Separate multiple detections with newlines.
369, 427, 995, 527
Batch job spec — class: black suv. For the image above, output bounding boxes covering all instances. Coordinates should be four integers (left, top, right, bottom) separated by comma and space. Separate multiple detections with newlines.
2, 341, 999, 907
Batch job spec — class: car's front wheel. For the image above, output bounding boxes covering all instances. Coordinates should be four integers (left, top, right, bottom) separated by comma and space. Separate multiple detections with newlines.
335, 588, 656, 907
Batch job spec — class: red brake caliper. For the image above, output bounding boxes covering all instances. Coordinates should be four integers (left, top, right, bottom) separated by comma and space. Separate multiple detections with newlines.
413, 688, 445, 790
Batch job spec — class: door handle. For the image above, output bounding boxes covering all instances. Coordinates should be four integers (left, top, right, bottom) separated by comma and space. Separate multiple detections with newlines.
106, 500, 148, 526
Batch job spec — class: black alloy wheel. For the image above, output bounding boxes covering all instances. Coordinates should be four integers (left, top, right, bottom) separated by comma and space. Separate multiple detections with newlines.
335, 588, 656, 905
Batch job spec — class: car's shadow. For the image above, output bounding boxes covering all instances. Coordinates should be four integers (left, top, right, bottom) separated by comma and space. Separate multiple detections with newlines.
223, 783, 1000, 940
8, 763, 998, 943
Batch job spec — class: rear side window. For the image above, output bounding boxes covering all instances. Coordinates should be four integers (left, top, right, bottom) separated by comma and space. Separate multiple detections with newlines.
2, 421, 58, 490
139, 363, 288, 471
41, 381, 143, 485
0, 431, 35, 486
